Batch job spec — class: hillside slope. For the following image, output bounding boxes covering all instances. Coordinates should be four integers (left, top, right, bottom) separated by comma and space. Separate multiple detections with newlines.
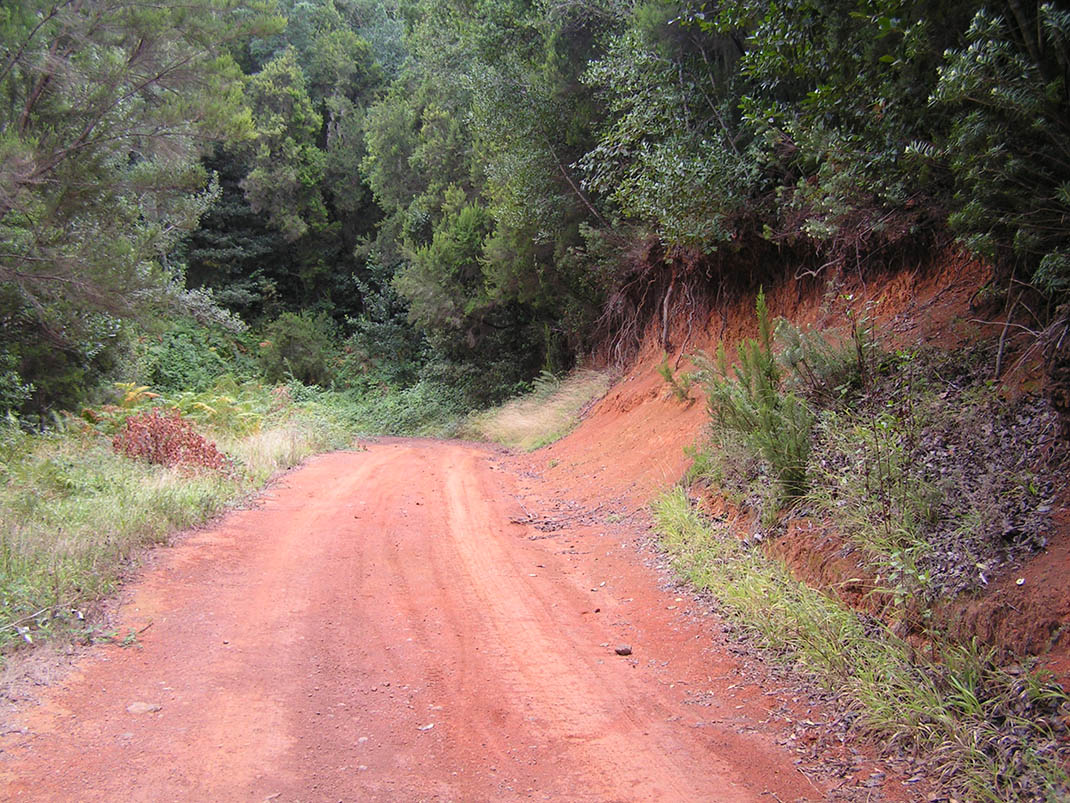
517, 252, 1070, 687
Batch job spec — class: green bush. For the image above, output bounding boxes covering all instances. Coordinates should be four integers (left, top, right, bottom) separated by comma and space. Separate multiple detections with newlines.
0, 352, 33, 416
256, 311, 341, 387
776, 306, 879, 405
932, 5, 1070, 297
696, 291, 814, 500
138, 320, 255, 393
339, 379, 470, 438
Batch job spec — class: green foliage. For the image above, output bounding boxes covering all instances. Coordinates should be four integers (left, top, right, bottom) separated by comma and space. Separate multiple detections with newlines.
0, 348, 33, 416
0, 291, 127, 417
656, 356, 694, 403
336, 378, 470, 438
806, 347, 1057, 601
653, 487, 1070, 802
0, 0, 282, 403
577, 0, 1069, 304
166, 382, 266, 437
395, 198, 492, 330
343, 261, 427, 388
239, 48, 328, 241
257, 311, 341, 386
776, 303, 879, 405
582, 14, 759, 249
696, 291, 814, 499
137, 321, 257, 394
932, 4, 1070, 294
7, 0, 1070, 424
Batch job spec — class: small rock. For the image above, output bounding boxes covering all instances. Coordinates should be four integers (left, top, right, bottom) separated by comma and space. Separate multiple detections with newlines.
417, 723, 434, 731
615, 645, 632, 656
126, 702, 162, 715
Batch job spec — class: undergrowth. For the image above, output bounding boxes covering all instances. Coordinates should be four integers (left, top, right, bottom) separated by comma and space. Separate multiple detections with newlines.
466, 369, 611, 451
663, 291, 1067, 800
0, 375, 471, 655
683, 296, 1059, 603
693, 291, 814, 503
653, 489, 1070, 802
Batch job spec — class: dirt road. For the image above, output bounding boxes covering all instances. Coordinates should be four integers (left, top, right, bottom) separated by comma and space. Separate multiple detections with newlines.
0, 440, 843, 801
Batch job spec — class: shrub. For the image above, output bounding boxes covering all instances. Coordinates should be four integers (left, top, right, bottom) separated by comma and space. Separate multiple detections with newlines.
696, 291, 814, 499
138, 320, 254, 393
257, 311, 341, 387
112, 408, 230, 472
656, 356, 694, 403
776, 305, 879, 406
0, 366, 33, 416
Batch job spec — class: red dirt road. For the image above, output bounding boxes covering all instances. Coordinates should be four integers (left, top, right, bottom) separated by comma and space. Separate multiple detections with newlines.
1, 440, 844, 801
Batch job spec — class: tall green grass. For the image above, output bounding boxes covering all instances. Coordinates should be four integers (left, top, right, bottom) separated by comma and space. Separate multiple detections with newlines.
653, 488, 1070, 802
0, 381, 394, 653
0, 426, 235, 647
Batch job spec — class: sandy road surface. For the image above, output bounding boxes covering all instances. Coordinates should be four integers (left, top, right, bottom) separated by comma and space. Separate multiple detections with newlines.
0, 440, 834, 801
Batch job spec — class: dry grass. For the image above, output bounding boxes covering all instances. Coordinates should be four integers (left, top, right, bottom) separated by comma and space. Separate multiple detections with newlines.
467, 369, 612, 451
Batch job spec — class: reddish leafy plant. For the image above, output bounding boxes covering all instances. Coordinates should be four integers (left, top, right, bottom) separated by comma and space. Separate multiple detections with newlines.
112, 408, 231, 472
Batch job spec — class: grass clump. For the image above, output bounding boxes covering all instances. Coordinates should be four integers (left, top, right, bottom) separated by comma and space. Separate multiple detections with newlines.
653, 488, 1070, 802
0, 424, 237, 648
467, 369, 611, 451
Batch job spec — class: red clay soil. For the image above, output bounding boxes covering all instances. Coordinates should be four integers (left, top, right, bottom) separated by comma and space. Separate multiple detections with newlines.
527, 251, 997, 519
0, 441, 908, 802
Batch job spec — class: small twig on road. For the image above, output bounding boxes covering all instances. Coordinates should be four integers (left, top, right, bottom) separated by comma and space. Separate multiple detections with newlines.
0, 607, 51, 632
512, 495, 534, 519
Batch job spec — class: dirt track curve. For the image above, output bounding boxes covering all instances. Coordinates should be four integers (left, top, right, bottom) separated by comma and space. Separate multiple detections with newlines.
1, 440, 858, 801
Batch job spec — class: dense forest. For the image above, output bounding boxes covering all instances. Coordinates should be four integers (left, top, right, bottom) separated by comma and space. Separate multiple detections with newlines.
2, 0, 1068, 420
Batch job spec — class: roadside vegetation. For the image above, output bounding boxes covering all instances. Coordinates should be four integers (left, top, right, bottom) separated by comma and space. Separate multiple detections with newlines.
656, 294, 1068, 800
4, 0, 1069, 433
0, 317, 474, 654
3, 1, 1069, 794
466, 369, 611, 451
654, 489, 1069, 802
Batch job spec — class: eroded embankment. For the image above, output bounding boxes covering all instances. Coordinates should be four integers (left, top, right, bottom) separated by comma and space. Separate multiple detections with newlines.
521, 252, 1070, 686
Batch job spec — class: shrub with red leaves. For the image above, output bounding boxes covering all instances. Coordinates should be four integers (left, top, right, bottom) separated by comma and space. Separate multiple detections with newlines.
112, 408, 230, 472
